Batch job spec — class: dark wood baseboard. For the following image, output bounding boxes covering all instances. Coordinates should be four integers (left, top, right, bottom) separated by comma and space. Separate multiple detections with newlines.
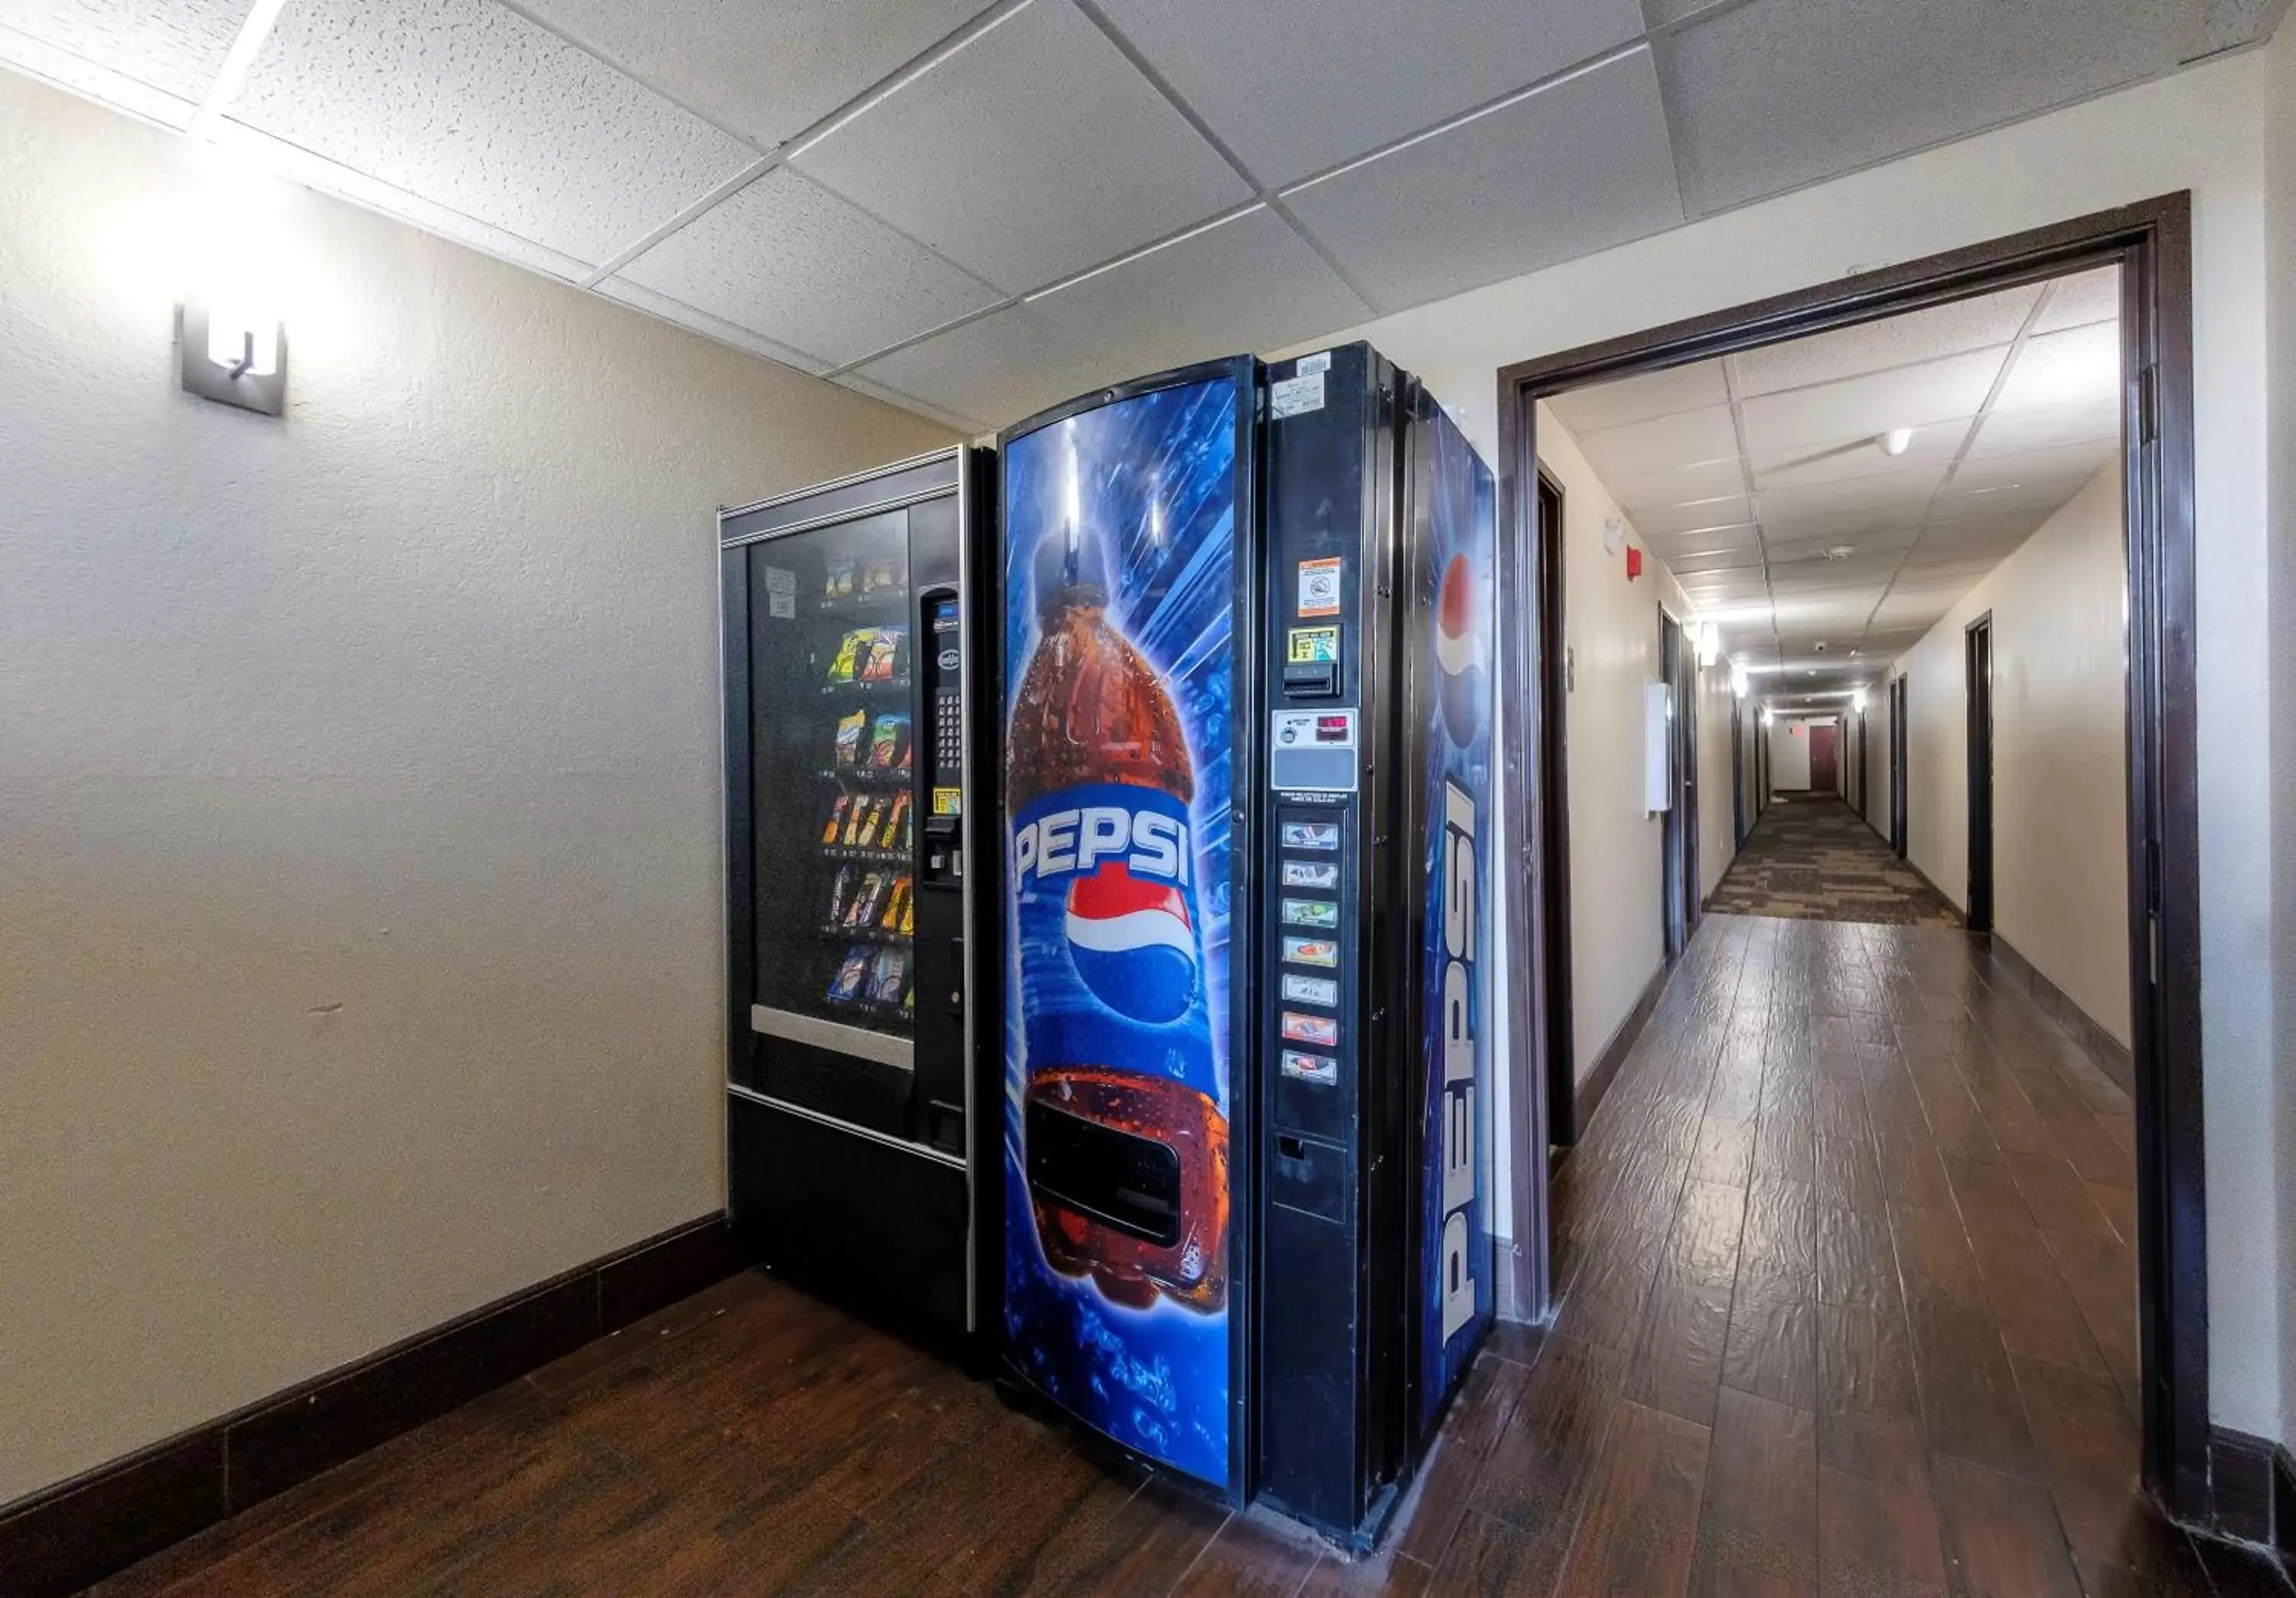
1572, 956, 1671, 1138
0, 1212, 740, 1598
2276, 1441, 2296, 1580
2205, 1426, 2286, 1548
1987, 933, 2135, 1099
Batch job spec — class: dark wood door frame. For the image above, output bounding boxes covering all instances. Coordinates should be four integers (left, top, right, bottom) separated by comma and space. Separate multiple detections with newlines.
1493, 193, 2206, 1517
1534, 471, 1578, 1153
1965, 614, 1998, 934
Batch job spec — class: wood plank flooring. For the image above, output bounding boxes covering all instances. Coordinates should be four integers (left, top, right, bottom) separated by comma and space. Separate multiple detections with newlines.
90, 915, 2290, 1597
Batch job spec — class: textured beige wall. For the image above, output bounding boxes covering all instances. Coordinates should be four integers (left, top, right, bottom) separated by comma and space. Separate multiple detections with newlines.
2263, 17, 2296, 1455
0, 72, 951, 1502
1534, 406, 1717, 1082
1891, 466, 2131, 1048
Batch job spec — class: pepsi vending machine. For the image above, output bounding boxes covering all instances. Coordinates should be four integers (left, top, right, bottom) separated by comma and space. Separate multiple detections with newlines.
995, 346, 1495, 1547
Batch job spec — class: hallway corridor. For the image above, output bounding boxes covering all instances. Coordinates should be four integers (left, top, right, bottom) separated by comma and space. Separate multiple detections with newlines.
1708, 793, 1961, 927
93, 917, 2287, 1597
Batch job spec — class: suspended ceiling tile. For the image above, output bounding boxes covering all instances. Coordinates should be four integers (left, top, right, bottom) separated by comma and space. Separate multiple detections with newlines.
1607, 456, 1749, 514
1760, 504, 1927, 543
1632, 495, 1753, 539
228, 0, 756, 266
1994, 320, 2122, 411
1738, 347, 2005, 455
1026, 207, 1372, 377
511, 0, 989, 149
1930, 472, 2094, 523
2032, 266, 2122, 334
1282, 47, 1681, 311
0, 0, 253, 117
1729, 287, 2037, 397
1570, 402, 1738, 486
1094, 0, 1642, 189
853, 302, 1125, 435
1920, 515, 2042, 556
828, 368, 984, 435
1966, 394, 2121, 458
1947, 437, 2119, 493
614, 166, 998, 368
1548, 360, 1731, 437
1748, 419, 1968, 491
593, 274, 831, 373
1656, 0, 2197, 214
1670, 545, 1766, 574
1756, 467, 1945, 527
791, 0, 1249, 295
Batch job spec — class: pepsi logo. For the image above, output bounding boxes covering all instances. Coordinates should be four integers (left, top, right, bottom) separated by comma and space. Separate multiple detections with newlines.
1435, 553, 1486, 745
1065, 861, 1199, 1024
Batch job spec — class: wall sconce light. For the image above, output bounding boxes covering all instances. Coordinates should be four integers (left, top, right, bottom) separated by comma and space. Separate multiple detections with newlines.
1697, 622, 1720, 667
1761, 707, 1775, 727
1851, 688, 1869, 713
181, 297, 286, 415
1731, 664, 1750, 698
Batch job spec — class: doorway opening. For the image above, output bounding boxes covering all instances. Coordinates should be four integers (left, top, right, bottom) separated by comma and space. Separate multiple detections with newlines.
1495, 194, 2206, 1516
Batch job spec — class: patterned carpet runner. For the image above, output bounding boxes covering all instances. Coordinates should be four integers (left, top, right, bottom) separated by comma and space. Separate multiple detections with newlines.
1707, 791, 1962, 927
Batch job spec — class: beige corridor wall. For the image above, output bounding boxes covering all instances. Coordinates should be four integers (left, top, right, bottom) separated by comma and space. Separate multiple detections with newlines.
1890, 467, 2131, 1047
1534, 407, 1721, 1082
0, 74, 951, 1502
2261, 18, 2296, 1453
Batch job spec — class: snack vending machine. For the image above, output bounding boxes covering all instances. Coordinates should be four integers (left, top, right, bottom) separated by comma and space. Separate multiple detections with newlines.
720, 446, 996, 1342
995, 347, 1496, 1547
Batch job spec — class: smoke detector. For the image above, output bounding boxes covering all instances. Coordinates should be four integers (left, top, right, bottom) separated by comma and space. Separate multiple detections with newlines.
1877, 427, 1914, 457
1822, 544, 1854, 561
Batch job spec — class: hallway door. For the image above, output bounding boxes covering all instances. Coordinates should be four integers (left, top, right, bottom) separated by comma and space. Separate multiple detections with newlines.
1966, 615, 1996, 932
1658, 610, 1693, 959
1535, 471, 1578, 1143
1889, 677, 1908, 856
1809, 722, 1838, 793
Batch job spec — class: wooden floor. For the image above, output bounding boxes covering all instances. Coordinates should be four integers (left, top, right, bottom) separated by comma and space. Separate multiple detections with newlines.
94, 915, 2290, 1597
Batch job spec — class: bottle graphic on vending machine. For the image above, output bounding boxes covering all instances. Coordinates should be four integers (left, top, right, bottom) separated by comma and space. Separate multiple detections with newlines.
1008, 504, 1229, 1313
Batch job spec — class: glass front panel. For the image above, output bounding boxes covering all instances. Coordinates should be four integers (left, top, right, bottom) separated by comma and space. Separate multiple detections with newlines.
748, 510, 916, 1045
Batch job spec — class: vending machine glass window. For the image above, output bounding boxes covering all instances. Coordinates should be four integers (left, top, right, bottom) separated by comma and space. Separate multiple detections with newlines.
748, 510, 918, 1062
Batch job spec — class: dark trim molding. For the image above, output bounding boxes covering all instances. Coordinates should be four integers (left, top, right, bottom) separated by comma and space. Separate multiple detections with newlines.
0, 1213, 740, 1598
1987, 934, 2135, 1099
1574, 956, 1672, 1137
2276, 1442, 2296, 1580
1498, 193, 2207, 1518
2206, 1427, 2279, 1546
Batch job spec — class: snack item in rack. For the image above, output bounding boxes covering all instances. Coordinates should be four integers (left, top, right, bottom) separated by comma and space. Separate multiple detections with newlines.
868, 713, 909, 768
841, 794, 872, 847
827, 946, 869, 1002
860, 556, 902, 594
859, 627, 902, 682
879, 876, 912, 931
849, 795, 881, 848
843, 872, 884, 927
827, 630, 866, 683
899, 880, 915, 937
825, 865, 853, 925
825, 558, 856, 599
833, 710, 867, 765
821, 794, 850, 843
883, 791, 910, 849
867, 947, 906, 1004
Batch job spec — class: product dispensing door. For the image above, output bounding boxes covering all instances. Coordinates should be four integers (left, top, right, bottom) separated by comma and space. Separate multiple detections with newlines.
719, 445, 996, 1342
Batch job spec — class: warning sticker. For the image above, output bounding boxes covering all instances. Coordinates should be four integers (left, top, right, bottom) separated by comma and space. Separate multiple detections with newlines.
932, 787, 961, 816
1296, 556, 1342, 617
1282, 1049, 1338, 1084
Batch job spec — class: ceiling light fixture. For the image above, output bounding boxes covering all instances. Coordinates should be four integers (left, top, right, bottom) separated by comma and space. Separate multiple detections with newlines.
1877, 427, 1915, 458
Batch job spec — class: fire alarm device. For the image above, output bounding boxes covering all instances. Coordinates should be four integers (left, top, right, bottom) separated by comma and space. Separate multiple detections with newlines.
1626, 546, 1643, 581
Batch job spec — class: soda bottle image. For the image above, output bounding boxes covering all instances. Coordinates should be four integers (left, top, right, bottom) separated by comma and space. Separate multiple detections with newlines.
1008, 513, 1228, 1313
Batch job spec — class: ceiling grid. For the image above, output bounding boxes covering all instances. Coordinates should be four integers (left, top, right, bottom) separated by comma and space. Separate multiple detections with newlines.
0, 0, 2272, 431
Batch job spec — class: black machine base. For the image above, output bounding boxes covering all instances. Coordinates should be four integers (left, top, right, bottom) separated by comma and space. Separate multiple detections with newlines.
727, 1091, 970, 1346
